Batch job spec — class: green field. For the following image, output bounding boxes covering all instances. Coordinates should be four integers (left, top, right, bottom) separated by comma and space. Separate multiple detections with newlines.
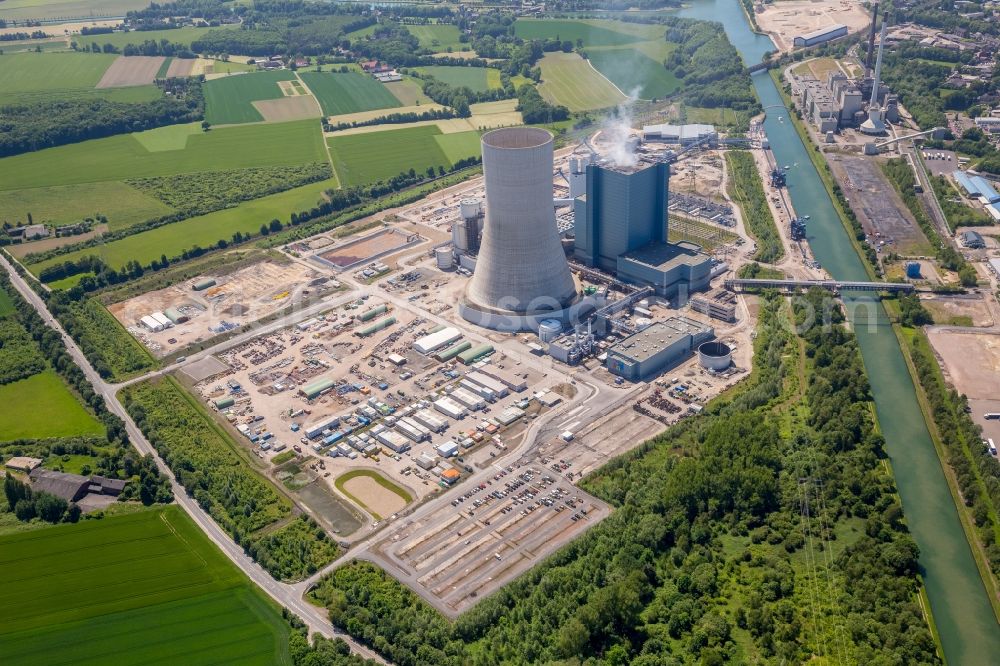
3, 83, 164, 107
204, 70, 297, 124
514, 18, 645, 46
407, 23, 464, 51
0, 370, 104, 441
207, 58, 258, 74
0, 181, 173, 231
328, 125, 480, 187
0, 0, 151, 21
588, 47, 679, 99
0, 119, 326, 192
435, 130, 482, 163
0, 52, 117, 104
516, 18, 677, 100
414, 65, 496, 93
29, 178, 336, 273
0, 507, 291, 665
298, 71, 400, 116
537, 51, 626, 112
83, 26, 214, 51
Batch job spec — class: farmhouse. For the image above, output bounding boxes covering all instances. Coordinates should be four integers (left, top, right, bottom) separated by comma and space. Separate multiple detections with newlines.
29, 469, 127, 503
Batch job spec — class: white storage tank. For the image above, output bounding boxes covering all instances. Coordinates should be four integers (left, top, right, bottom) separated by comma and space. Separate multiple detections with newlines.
460, 199, 481, 219
538, 318, 562, 342
698, 341, 732, 371
435, 246, 454, 269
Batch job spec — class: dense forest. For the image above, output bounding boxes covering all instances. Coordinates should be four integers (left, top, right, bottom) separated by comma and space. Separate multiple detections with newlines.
0, 77, 204, 158
516, 84, 569, 124
662, 17, 760, 112
310, 290, 938, 665
879, 52, 951, 129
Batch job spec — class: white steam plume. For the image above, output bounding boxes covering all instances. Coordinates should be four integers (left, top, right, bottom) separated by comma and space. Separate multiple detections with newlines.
601, 86, 642, 168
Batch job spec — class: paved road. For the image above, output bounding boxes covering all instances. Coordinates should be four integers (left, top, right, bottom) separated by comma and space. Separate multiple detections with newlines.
0, 255, 388, 664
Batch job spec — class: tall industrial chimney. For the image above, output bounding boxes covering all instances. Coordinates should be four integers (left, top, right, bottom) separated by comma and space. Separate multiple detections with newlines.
860, 16, 889, 135
461, 127, 580, 331
870, 15, 887, 109
864, 3, 880, 74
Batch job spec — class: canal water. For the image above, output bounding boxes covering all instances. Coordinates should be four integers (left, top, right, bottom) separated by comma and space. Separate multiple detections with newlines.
673, 1, 1000, 661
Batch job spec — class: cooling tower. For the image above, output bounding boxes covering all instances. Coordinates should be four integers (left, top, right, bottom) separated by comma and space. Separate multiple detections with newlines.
461, 128, 581, 331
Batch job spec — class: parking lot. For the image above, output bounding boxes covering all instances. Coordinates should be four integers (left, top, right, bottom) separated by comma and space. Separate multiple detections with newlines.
369, 461, 610, 616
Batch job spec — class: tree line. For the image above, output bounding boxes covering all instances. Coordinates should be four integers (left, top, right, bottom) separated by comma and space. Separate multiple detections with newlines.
905, 326, 1000, 579
515, 83, 568, 124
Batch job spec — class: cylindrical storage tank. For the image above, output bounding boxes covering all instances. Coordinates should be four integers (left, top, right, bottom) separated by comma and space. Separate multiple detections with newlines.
538, 318, 562, 342
436, 247, 454, 269
460, 199, 481, 220
464, 128, 578, 326
698, 341, 732, 372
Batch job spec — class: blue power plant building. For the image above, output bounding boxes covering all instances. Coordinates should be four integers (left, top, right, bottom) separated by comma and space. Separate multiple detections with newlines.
572, 160, 712, 298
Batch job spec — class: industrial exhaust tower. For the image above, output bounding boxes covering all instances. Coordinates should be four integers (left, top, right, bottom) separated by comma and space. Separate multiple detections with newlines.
861, 15, 889, 136
461, 128, 583, 331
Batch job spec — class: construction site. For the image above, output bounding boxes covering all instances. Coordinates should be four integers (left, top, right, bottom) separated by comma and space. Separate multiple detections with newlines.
109, 259, 337, 358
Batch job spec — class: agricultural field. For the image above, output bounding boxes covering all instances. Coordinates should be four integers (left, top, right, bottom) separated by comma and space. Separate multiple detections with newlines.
0, 119, 326, 191
536, 52, 626, 112
0, 181, 173, 230
0, 507, 292, 665
328, 125, 479, 187
513, 18, 645, 46
204, 70, 298, 124
587, 48, 679, 99
0, 370, 103, 441
435, 130, 482, 163
83, 26, 214, 51
413, 65, 499, 93
298, 71, 401, 116
206, 58, 258, 75
469, 99, 523, 129
0, 51, 117, 104
407, 23, 464, 51
96, 55, 164, 88
384, 77, 433, 106
516, 18, 678, 100
28, 178, 335, 273
4, 83, 164, 106
0, 0, 151, 21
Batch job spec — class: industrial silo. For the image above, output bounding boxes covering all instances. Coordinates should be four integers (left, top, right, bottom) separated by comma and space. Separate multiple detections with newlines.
435, 247, 454, 270
461, 128, 579, 331
698, 341, 732, 371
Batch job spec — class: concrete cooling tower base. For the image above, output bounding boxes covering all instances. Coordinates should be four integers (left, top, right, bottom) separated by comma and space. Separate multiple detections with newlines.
460, 281, 596, 333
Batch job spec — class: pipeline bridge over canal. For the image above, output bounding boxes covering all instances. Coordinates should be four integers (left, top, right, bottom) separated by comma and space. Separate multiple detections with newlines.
724, 278, 915, 293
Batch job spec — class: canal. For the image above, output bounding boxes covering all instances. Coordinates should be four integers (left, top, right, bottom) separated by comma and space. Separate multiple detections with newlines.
674, 0, 1000, 662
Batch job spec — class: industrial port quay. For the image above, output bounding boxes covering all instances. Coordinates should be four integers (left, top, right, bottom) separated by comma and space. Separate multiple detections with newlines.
148, 125, 809, 613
